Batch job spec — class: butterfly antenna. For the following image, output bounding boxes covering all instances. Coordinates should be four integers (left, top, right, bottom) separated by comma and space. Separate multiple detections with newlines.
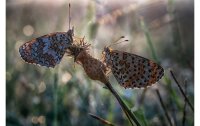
112, 39, 129, 46
113, 36, 125, 43
69, 3, 71, 30
108, 36, 128, 47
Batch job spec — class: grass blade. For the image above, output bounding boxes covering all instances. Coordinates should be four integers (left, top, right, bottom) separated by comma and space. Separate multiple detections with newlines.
89, 113, 115, 126
156, 89, 173, 126
170, 70, 194, 112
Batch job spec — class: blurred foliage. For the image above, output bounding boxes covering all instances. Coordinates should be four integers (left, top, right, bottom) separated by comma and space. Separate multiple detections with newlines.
6, 0, 194, 126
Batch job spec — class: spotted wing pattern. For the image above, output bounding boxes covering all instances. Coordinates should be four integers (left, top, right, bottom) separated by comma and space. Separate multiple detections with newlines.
19, 30, 73, 68
103, 47, 164, 88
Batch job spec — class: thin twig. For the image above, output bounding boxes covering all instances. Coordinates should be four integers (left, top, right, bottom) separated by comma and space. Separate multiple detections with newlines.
170, 70, 194, 112
156, 89, 173, 126
182, 80, 187, 126
138, 88, 147, 106
89, 113, 115, 126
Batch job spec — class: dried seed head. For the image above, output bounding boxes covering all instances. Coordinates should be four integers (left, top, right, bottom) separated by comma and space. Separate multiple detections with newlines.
68, 39, 108, 84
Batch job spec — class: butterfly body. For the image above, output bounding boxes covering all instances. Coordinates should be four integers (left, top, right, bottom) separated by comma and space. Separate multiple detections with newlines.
19, 29, 74, 68
103, 47, 164, 88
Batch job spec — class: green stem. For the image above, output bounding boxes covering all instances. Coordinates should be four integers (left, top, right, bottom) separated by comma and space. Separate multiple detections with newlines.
53, 73, 58, 126
140, 18, 158, 62
105, 81, 141, 126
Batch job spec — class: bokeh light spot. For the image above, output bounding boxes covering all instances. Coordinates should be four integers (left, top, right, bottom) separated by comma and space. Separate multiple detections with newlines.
23, 25, 34, 36
38, 81, 46, 93
31, 116, 38, 124
61, 72, 72, 85
38, 116, 46, 124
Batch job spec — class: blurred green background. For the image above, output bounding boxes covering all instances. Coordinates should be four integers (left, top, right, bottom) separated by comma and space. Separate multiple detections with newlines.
6, 0, 194, 126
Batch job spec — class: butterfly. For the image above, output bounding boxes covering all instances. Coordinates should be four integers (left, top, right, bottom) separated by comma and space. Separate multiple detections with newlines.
102, 47, 164, 88
19, 28, 74, 68
19, 3, 75, 68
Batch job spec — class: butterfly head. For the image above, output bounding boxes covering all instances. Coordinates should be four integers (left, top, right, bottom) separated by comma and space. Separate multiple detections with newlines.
70, 27, 74, 35
103, 46, 110, 53
102, 47, 113, 66
103, 46, 113, 56
67, 26, 74, 37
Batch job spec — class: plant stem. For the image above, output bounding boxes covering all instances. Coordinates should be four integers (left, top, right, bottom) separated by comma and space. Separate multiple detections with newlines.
140, 18, 158, 62
53, 73, 58, 126
105, 81, 141, 126
170, 70, 194, 112
156, 89, 173, 126
182, 80, 187, 126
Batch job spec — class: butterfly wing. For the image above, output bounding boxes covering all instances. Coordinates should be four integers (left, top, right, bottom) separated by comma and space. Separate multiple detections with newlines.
19, 32, 73, 68
109, 50, 164, 88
